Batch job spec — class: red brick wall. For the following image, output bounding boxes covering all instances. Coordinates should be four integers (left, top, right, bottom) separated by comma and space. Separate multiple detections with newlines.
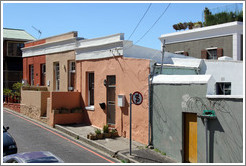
25, 39, 46, 48
23, 55, 46, 85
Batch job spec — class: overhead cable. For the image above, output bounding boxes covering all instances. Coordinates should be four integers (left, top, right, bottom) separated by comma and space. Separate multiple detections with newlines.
135, 3, 171, 45
127, 3, 152, 40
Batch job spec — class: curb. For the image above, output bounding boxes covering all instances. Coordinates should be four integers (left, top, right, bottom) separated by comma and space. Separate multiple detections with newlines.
55, 124, 139, 163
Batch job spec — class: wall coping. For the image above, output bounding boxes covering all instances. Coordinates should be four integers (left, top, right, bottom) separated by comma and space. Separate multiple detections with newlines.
206, 95, 243, 99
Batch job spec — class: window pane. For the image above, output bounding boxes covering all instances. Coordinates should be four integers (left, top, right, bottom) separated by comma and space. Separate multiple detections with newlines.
107, 76, 116, 85
216, 82, 231, 95
88, 73, 94, 105
207, 49, 217, 59
8, 42, 24, 57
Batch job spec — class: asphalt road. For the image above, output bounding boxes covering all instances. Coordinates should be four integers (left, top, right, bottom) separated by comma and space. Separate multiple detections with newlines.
3, 109, 119, 163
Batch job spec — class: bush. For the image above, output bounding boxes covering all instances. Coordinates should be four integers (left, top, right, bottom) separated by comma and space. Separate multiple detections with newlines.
204, 8, 243, 26
12, 82, 23, 97
95, 129, 101, 134
103, 124, 109, 133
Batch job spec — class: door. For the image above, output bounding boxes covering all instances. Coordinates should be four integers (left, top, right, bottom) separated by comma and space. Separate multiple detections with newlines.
40, 64, 46, 86
107, 75, 116, 125
184, 113, 197, 163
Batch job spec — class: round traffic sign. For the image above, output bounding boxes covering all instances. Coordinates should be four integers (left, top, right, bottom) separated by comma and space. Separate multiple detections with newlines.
131, 91, 143, 105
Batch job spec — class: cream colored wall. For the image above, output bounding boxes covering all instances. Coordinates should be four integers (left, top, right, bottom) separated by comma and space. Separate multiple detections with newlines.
46, 51, 75, 92
21, 90, 42, 109
46, 31, 77, 43
77, 56, 150, 144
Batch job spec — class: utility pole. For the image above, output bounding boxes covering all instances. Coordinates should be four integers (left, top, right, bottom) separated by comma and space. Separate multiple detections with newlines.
160, 40, 165, 74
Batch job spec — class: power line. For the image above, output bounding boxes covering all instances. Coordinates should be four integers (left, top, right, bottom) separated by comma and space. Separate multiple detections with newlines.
135, 3, 171, 45
127, 3, 152, 40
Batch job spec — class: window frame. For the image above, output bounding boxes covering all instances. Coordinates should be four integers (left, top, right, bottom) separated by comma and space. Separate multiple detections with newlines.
68, 61, 76, 91
54, 62, 60, 91
7, 41, 24, 57
29, 64, 34, 86
216, 82, 231, 95
40, 63, 46, 86
87, 72, 94, 106
206, 47, 218, 60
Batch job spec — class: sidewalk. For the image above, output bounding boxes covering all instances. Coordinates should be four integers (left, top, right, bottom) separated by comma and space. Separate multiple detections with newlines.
55, 123, 177, 163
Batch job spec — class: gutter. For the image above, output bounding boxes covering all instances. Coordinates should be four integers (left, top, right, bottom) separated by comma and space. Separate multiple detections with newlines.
148, 62, 157, 147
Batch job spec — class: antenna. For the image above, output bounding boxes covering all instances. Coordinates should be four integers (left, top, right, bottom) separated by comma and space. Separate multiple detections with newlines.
32, 26, 42, 39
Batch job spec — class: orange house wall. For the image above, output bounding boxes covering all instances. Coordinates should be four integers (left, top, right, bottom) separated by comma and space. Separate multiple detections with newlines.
76, 56, 150, 145
23, 55, 46, 86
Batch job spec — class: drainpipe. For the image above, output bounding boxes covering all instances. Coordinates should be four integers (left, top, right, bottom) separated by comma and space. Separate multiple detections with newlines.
148, 63, 156, 147
204, 118, 209, 163
160, 40, 165, 74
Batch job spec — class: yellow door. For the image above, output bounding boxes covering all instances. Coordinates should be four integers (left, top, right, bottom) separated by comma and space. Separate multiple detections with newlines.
184, 113, 197, 163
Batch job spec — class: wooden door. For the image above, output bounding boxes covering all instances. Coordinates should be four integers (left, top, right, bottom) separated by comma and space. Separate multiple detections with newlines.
107, 75, 116, 125
184, 113, 197, 163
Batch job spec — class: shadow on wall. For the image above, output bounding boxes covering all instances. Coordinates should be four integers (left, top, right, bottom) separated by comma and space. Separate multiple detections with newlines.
120, 97, 129, 137
79, 94, 92, 125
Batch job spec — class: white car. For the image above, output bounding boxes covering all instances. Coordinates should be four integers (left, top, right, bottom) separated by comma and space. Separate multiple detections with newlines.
3, 151, 64, 163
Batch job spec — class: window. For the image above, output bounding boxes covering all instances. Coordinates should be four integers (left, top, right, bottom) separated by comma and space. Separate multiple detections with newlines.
7, 41, 24, 57
54, 62, 60, 91
216, 82, 231, 95
207, 49, 217, 59
68, 61, 76, 91
40, 64, 46, 86
87, 73, 94, 106
201, 47, 223, 59
174, 51, 189, 56
29, 65, 34, 86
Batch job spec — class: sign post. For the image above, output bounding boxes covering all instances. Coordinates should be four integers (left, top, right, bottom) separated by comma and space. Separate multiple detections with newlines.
129, 91, 143, 156
129, 93, 132, 156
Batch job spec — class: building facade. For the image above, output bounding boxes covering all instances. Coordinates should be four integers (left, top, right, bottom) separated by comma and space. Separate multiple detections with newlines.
159, 21, 243, 61
3, 28, 36, 89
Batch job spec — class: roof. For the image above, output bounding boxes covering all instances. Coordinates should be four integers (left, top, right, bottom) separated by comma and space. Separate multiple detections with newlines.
3, 28, 36, 41
152, 75, 212, 84
159, 21, 243, 44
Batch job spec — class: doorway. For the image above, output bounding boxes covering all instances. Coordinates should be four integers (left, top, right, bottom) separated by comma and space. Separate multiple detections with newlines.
183, 112, 197, 163
106, 75, 116, 125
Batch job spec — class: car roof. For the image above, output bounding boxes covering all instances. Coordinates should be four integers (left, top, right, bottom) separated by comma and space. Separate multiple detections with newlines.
4, 151, 64, 163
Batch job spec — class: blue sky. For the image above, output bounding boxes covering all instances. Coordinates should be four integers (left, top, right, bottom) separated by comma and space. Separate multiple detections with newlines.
2, 2, 243, 50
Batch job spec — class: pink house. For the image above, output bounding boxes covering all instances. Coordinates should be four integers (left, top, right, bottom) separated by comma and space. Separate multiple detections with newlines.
21, 32, 161, 145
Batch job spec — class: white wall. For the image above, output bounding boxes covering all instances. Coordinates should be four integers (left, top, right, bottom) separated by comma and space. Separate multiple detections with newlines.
200, 60, 243, 95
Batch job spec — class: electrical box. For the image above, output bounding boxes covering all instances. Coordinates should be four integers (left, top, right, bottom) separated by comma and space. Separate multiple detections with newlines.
118, 95, 125, 107
202, 110, 216, 117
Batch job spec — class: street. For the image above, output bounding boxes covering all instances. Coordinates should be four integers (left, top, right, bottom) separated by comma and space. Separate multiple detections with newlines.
3, 109, 119, 163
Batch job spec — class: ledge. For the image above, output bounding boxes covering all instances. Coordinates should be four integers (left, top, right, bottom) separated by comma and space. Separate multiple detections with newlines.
206, 95, 243, 99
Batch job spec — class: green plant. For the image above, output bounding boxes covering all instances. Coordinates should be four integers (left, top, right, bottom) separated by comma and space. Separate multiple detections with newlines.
95, 129, 102, 135
103, 124, 109, 133
111, 128, 116, 133
3, 88, 12, 96
204, 7, 243, 26
12, 82, 22, 93
154, 148, 166, 156
120, 159, 127, 163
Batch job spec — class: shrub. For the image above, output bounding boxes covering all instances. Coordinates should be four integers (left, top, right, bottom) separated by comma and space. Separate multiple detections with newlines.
103, 124, 109, 133
95, 129, 101, 134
